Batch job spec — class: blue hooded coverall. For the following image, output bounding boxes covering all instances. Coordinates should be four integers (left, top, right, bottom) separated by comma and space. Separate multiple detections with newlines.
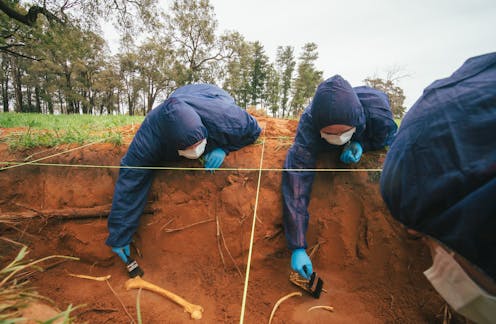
106, 84, 261, 248
380, 52, 496, 280
283, 75, 398, 250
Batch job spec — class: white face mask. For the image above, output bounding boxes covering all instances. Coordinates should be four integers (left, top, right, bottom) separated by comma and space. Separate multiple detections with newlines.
424, 246, 496, 323
320, 127, 356, 146
178, 138, 207, 159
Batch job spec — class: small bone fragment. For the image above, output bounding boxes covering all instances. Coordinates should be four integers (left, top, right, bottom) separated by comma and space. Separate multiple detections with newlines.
268, 292, 302, 324
125, 276, 204, 320
307, 305, 334, 312
69, 273, 111, 281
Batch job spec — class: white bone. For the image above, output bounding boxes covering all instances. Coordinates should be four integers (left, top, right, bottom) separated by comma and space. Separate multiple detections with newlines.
125, 276, 204, 320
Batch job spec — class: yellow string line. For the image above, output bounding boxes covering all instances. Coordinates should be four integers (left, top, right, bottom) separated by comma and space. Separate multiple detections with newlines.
239, 138, 266, 324
0, 139, 105, 171
0, 161, 382, 172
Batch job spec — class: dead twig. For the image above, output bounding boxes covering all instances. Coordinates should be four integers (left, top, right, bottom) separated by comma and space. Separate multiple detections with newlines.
218, 215, 243, 278
216, 214, 226, 268
162, 218, 214, 233
442, 303, 452, 324
131, 241, 143, 258
268, 292, 302, 324
0, 236, 25, 247
75, 307, 118, 316
105, 279, 136, 324
264, 227, 283, 240
308, 241, 323, 259
0, 205, 154, 221
159, 218, 175, 232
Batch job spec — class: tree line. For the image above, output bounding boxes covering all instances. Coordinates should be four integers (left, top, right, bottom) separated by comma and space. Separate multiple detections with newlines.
0, 0, 405, 118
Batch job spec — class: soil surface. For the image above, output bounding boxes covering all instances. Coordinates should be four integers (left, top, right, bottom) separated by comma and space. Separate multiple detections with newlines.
0, 115, 457, 323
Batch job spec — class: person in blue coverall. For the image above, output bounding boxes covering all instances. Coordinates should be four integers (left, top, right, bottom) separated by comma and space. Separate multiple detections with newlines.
283, 75, 397, 279
106, 84, 261, 274
380, 52, 496, 324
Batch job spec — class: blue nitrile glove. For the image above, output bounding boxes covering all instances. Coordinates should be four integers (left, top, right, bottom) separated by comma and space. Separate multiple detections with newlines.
204, 148, 226, 171
112, 245, 130, 263
291, 248, 313, 279
340, 141, 363, 164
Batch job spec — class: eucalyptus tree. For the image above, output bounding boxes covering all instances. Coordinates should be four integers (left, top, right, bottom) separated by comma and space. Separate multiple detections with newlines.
92, 59, 122, 114
275, 45, 295, 117
222, 35, 252, 108
136, 38, 183, 113
165, 0, 237, 83
290, 42, 323, 116
0, 1, 45, 60
75, 31, 108, 114
0, 0, 158, 28
0, 53, 9, 111
365, 76, 406, 119
38, 25, 107, 114
118, 51, 142, 115
249, 41, 268, 107
0, 0, 158, 59
264, 64, 281, 117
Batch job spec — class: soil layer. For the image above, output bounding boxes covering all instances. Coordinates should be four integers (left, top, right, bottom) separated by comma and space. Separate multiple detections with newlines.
0, 116, 456, 323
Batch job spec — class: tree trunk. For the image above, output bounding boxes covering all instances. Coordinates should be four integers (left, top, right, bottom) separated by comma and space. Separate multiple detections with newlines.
58, 90, 65, 114
11, 58, 23, 112
26, 86, 33, 112
128, 93, 134, 116
1, 55, 9, 112
1, 74, 8, 112
34, 86, 42, 113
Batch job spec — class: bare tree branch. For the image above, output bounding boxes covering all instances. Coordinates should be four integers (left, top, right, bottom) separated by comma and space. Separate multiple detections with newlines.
0, 47, 41, 60
0, 1, 63, 26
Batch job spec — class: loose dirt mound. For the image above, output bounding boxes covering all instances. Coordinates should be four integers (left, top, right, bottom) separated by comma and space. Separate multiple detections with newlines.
1, 115, 450, 323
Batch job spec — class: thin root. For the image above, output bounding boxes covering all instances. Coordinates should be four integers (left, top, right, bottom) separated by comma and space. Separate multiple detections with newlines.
268, 292, 302, 324
163, 218, 214, 232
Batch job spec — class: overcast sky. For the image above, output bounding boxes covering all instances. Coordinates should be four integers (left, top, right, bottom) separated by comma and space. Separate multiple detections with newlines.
105, 1, 495, 108
207, 0, 495, 107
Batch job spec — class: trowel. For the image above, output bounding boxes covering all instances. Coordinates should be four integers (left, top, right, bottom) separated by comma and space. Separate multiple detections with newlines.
289, 265, 324, 299
304, 266, 324, 298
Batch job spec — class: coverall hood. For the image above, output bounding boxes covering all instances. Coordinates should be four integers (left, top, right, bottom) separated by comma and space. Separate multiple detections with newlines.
160, 98, 208, 150
380, 52, 496, 280
310, 75, 365, 136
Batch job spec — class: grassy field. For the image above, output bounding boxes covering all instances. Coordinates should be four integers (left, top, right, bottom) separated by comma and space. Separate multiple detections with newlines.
0, 113, 144, 150
0, 113, 403, 150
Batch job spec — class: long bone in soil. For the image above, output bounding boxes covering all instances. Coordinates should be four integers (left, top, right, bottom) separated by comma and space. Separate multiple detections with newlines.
125, 276, 204, 320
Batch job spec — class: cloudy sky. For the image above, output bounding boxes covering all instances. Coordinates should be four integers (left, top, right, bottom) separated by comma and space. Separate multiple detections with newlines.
105, 1, 495, 108
207, 0, 495, 107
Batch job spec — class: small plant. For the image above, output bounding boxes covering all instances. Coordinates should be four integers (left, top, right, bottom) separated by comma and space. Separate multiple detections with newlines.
0, 245, 79, 323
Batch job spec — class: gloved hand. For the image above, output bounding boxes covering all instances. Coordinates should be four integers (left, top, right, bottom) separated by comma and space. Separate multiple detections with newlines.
291, 248, 313, 279
112, 245, 130, 263
204, 148, 226, 171
340, 141, 363, 164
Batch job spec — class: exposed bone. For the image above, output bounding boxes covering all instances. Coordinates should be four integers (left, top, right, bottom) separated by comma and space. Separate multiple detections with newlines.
307, 305, 334, 312
69, 273, 111, 281
125, 276, 204, 320
268, 292, 302, 324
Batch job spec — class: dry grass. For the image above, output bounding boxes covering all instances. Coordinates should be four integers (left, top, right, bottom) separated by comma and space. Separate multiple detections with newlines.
0, 244, 79, 323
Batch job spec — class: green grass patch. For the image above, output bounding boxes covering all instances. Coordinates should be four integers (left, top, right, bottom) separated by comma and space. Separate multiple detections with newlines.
0, 245, 80, 322
0, 113, 143, 150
